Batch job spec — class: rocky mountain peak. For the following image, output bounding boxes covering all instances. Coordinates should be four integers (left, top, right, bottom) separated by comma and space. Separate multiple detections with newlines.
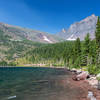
62, 28, 66, 33
80, 14, 97, 23
91, 14, 96, 17
58, 14, 98, 40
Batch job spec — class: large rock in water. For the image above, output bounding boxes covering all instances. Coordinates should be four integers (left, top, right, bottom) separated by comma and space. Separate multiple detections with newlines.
57, 14, 98, 40
74, 71, 89, 81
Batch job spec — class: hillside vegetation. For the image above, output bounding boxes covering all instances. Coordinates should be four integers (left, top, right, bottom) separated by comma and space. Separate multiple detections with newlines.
0, 29, 45, 65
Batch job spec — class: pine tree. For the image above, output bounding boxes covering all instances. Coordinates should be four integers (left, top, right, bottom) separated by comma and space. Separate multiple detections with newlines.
89, 40, 96, 64
95, 16, 100, 67
74, 38, 81, 57
81, 33, 91, 66
84, 33, 91, 54
74, 38, 81, 67
95, 16, 100, 48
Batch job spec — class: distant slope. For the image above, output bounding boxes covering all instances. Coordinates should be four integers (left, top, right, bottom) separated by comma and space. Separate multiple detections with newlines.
0, 22, 62, 43
57, 14, 98, 40
0, 29, 45, 63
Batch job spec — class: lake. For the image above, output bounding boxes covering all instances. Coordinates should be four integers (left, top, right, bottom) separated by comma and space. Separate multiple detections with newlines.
0, 67, 82, 100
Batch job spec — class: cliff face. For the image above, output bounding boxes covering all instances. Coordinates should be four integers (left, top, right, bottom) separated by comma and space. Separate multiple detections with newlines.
58, 14, 98, 40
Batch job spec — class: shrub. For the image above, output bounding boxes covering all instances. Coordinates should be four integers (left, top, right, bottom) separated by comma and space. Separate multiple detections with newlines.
88, 65, 100, 75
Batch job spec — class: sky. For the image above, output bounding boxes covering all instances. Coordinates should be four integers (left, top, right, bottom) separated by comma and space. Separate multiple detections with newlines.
0, 0, 100, 34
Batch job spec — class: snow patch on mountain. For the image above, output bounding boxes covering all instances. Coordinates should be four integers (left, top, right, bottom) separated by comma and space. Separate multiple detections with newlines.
43, 36, 53, 43
67, 34, 76, 41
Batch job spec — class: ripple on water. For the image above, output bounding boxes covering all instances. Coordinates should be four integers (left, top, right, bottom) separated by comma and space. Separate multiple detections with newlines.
7, 95, 16, 99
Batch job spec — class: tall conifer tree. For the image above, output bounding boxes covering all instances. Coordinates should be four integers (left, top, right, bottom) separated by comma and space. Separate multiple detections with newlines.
81, 33, 91, 66
95, 17, 100, 48
84, 33, 91, 65
74, 38, 81, 67
95, 16, 100, 67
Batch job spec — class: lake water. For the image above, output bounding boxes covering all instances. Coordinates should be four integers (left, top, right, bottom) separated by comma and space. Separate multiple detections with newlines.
0, 67, 79, 100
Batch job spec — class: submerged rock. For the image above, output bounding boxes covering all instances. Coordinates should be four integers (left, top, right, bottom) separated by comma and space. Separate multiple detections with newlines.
87, 91, 96, 100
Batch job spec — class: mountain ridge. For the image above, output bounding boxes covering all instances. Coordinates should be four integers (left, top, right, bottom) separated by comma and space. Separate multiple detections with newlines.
57, 14, 98, 40
0, 22, 62, 43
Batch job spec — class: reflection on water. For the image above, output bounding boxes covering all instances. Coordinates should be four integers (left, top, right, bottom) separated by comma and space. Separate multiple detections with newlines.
0, 67, 75, 100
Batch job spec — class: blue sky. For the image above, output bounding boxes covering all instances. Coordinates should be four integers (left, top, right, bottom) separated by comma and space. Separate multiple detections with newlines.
0, 0, 100, 34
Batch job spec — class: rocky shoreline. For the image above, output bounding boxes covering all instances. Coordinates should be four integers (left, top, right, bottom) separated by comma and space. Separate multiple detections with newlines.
70, 69, 100, 100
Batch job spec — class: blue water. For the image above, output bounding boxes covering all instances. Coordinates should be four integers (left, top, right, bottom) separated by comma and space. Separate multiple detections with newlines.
0, 67, 76, 100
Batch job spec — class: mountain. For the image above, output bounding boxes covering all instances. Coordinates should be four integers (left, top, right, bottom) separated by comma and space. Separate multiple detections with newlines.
58, 14, 98, 40
0, 22, 62, 43
0, 22, 63, 63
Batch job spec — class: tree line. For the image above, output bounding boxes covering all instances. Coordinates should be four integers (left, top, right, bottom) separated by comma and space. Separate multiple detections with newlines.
16, 17, 100, 74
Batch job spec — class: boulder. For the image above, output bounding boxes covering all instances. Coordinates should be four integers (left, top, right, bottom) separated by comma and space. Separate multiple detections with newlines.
88, 77, 98, 88
74, 71, 89, 81
76, 70, 82, 75
71, 68, 82, 74
96, 73, 100, 90
71, 68, 77, 72
98, 80, 100, 90
96, 73, 100, 78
